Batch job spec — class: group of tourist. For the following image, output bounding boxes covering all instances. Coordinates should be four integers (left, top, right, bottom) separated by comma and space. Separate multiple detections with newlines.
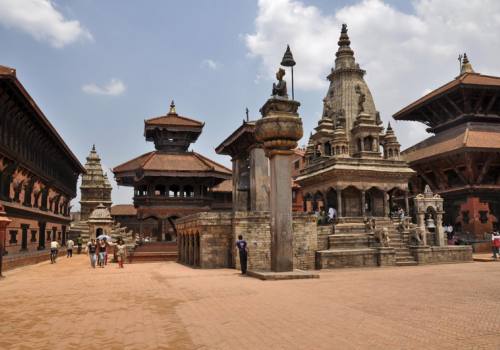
86, 237, 127, 268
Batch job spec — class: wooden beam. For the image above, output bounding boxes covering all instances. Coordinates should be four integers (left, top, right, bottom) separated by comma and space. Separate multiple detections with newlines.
462, 89, 471, 114
417, 167, 439, 191
436, 100, 455, 119
445, 156, 469, 185
476, 153, 497, 184
445, 95, 463, 114
474, 90, 486, 113
464, 152, 477, 183
428, 164, 449, 190
484, 93, 498, 115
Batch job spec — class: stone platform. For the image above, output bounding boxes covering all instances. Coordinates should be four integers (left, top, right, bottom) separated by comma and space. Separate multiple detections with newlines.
247, 269, 320, 281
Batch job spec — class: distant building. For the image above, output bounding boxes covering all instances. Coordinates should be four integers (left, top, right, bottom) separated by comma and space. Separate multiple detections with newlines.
0, 65, 84, 265
113, 101, 232, 242
393, 54, 500, 238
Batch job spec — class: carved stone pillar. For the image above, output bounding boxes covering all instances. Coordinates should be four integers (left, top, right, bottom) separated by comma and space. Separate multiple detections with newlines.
404, 191, 410, 217
336, 189, 343, 217
383, 191, 389, 217
436, 214, 445, 246
256, 97, 302, 272
361, 190, 366, 217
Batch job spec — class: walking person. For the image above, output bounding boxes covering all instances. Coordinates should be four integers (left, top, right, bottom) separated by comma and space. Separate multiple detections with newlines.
50, 239, 59, 264
236, 235, 249, 274
66, 238, 74, 258
97, 239, 107, 268
76, 234, 83, 254
116, 238, 127, 268
86, 239, 97, 268
492, 231, 500, 260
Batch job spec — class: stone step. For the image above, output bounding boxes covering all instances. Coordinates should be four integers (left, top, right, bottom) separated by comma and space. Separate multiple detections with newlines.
396, 261, 418, 266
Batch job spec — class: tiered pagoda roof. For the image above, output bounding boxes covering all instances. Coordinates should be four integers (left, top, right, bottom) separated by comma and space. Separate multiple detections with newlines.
394, 55, 500, 164
113, 101, 231, 186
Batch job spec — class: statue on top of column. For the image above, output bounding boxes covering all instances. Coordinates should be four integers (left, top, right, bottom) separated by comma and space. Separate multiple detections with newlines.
272, 68, 288, 98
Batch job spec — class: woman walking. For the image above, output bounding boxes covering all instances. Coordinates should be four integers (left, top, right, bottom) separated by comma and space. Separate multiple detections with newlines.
97, 239, 107, 268
116, 238, 127, 268
86, 239, 97, 268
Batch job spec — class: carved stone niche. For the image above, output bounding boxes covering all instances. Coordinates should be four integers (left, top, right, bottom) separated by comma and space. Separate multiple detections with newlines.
413, 185, 445, 246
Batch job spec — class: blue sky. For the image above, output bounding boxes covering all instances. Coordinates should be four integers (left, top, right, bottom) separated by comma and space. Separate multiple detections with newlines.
1, 0, 499, 207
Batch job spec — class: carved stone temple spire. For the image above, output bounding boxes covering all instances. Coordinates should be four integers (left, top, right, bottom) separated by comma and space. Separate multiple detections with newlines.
460, 53, 475, 75
335, 23, 355, 70
382, 122, 401, 160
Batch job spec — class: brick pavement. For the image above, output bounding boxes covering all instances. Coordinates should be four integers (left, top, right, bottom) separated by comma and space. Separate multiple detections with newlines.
0, 256, 499, 350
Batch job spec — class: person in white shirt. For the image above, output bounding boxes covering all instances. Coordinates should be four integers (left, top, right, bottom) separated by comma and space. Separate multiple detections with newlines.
66, 239, 74, 258
50, 240, 59, 264
328, 207, 337, 223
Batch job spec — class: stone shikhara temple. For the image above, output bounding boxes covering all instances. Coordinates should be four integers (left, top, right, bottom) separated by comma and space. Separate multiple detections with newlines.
394, 55, 500, 245
176, 25, 472, 272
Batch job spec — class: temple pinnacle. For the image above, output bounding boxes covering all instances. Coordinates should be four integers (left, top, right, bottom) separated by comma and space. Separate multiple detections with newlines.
387, 122, 392, 131
460, 53, 474, 74
92, 144, 96, 151
169, 100, 176, 114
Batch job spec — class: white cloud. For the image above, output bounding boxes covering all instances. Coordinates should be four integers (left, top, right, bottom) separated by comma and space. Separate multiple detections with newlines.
201, 59, 219, 70
0, 0, 92, 48
245, 0, 500, 148
82, 78, 126, 96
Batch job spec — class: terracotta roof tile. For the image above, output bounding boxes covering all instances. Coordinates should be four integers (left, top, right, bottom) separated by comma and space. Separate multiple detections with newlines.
403, 128, 500, 163
145, 113, 204, 127
394, 72, 500, 120
212, 179, 232, 192
113, 151, 231, 176
111, 204, 137, 216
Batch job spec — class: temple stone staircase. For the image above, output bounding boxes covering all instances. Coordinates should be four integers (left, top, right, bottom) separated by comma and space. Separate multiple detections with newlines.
316, 217, 417, 269
377, 218, 417, 266
128, 242, 178, 263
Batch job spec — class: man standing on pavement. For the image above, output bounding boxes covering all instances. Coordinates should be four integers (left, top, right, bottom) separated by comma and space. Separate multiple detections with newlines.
236, 235, 249, 274
66, 238, 74, 258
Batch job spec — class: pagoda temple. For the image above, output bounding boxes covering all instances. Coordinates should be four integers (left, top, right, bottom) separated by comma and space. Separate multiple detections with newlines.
113, 101, 232, 242
393, 54, 500, 238
296, 25, 415, 217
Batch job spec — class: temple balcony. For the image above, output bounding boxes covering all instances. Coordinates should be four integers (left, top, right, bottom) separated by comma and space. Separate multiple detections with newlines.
132, 194, 215, 207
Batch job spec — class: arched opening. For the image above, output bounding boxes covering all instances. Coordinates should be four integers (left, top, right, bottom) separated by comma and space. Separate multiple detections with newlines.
388, 187, 406, 217
364, 136, 373, 151
342, 186, 362, 217
326, 188, 338, 212
95, 227, 103, 238
324, 142, 332, 156
169, 185, 180, 197
366, 187, 384, 217
335, 146, 340, 155
303, 193, 313, 213
154, 184, 166, 196
357, 138, 362, 152
426, 206, 438, 245
313, 191, 325, 213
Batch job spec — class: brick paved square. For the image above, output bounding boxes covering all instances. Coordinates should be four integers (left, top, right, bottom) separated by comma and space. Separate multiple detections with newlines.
1, 257, 499, 350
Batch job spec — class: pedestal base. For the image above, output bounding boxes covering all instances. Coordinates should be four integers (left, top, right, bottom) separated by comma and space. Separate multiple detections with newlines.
247, 269, 319, 281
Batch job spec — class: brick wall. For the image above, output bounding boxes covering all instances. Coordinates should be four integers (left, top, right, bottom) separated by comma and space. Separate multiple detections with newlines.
177, 211, 318, 271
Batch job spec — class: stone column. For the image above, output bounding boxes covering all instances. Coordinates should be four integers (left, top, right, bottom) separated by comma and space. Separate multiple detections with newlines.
256, 98, 302, 272
0, 204, 12, 277
361, 190, 366, 217
404, 191, 410, 217
249, 146, 270, 211
336, 189, 343, 217
383, 191, 389, 217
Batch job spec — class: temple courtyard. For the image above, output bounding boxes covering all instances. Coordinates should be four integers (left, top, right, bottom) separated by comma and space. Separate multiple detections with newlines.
0, 259, 499, 350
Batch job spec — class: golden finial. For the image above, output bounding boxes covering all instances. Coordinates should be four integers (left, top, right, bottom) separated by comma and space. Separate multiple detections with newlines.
169, 100, 176, 114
